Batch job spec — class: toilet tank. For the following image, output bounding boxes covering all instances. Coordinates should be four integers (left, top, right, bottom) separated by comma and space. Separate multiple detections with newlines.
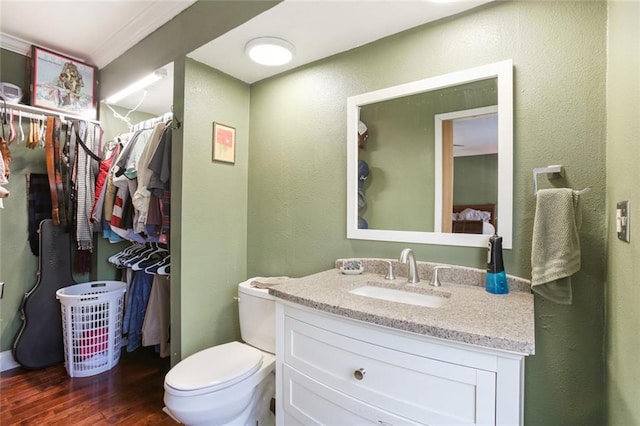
238, 280, 276, 354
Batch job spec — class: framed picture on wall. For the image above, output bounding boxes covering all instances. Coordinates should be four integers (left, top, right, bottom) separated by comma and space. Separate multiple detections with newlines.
212, 122, 236, 164
30, 45, 98, 119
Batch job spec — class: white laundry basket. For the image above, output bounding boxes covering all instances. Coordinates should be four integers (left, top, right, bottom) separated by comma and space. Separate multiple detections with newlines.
56, 281, 126, 377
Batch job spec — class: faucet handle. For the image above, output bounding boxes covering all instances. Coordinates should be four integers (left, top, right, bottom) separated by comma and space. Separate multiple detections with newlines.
384, 261, 396, 280
430, 266, 451, 287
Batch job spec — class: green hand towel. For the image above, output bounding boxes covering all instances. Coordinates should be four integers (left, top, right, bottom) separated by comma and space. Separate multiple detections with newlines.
531, 188, 581, 304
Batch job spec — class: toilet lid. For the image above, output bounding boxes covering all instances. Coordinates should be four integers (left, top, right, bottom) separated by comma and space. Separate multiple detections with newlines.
165, 342, 262, 393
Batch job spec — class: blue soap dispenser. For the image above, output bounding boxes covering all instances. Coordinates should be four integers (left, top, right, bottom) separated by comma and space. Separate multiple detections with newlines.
486, 234, 509, 294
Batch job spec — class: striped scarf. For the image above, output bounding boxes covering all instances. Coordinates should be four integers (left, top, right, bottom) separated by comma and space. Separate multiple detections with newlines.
74, 121, 102, 251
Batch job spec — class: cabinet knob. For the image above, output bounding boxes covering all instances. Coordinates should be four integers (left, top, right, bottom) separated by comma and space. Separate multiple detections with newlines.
353, 368, 366, 380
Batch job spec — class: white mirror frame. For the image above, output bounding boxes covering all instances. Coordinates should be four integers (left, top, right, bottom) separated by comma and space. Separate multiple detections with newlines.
346, 59, 513, 248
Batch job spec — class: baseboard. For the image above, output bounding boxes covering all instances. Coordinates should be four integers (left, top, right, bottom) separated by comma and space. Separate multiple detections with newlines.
0, 350, 20, 372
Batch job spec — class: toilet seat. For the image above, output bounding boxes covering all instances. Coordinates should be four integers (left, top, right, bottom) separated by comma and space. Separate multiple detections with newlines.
165, 342, 263, 396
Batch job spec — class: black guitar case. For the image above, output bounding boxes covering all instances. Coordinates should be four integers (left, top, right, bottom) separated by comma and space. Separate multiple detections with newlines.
13, 219, 77, 369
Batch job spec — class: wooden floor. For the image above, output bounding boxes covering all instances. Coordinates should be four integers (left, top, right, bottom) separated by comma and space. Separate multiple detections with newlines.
0, 347, 177, 425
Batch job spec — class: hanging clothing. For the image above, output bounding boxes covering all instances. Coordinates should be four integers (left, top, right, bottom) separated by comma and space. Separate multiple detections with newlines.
122, 269, 154, 352
90, 141, 121, 226
142, 274, 171, 358
73, 121, 102, 251
132, 123, 166, 234
0, 136, 11, 179
44, 117, 66, 226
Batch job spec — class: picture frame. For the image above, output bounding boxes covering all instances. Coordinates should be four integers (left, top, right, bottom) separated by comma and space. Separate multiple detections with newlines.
212, 122, 236, 164
30, 45, 98, 119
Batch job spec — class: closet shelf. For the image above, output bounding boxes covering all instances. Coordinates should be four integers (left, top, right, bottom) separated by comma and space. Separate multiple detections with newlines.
1, 101, 99, 124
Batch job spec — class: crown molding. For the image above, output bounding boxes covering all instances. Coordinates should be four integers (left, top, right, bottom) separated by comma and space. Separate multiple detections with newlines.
89, 0, 197, 68
0, 32, 87, 62
0, 32, 31, 56
1, 1, 195, 67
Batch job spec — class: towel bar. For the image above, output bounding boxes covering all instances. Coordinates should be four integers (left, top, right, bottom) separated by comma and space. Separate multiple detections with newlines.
533, 165, 563, 195
533, 165, 591, 195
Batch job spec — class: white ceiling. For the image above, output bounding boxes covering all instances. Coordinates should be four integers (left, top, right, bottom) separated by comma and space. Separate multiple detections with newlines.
0, 1, 197, 68
454, 113, 498, 157
189, 0, 492, 85
0, 0, 492, 116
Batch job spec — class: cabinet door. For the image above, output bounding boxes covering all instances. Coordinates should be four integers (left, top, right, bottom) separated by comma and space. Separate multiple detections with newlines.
285, 315, 496, 425
283, 364, 422, 426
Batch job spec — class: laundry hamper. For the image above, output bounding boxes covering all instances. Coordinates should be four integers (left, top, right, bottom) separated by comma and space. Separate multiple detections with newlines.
56, 281, 126, 377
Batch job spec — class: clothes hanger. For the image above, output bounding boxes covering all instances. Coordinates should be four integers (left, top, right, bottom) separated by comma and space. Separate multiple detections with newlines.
143, 254, 170, 274
8, 109, 15, 143
122, 243, 168, 268
119, 245, 157, 267
38, 116, 46, 147
108, 243, 146, 265
130, 248, 169, 271
18, 111, 24, 143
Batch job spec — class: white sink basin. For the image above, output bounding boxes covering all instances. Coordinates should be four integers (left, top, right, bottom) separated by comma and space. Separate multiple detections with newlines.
349, 285, 449, 308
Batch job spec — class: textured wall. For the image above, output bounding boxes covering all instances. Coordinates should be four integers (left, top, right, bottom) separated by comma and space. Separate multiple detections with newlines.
453, 154, 498, 206
606, 1, 640, 424
176, 58, 250, 359
358, 79, 496, 232
248, 2, 606, 424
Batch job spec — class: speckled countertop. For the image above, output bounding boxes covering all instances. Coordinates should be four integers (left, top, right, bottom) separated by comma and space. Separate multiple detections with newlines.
267, 259, 535, 355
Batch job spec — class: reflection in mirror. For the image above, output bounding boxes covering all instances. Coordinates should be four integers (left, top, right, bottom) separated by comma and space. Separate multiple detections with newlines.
435, 105, 498, 234
346, 60, 513, 248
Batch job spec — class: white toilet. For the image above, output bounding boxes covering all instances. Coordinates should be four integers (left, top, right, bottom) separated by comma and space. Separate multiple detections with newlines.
163, 279, 276, 425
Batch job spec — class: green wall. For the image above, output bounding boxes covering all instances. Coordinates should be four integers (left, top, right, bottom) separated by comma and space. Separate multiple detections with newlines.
0, 131, 48, 354
454, 154, 498, 206
248, 2, 606, 425
0, 49, 27, 90
359, 79, 497, 232
175, 58, 250, 359
606, 1, 640, 424
3, 2, 627, 425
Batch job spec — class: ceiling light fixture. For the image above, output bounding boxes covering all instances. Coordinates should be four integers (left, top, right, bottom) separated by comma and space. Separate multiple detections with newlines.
245, 37, 295, 66
105, 69, 168, 104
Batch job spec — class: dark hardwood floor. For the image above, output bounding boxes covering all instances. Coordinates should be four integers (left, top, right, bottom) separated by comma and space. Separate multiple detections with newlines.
0, 347, 177, 425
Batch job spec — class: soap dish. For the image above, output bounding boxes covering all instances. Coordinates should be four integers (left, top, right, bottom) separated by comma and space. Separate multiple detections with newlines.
341, 260, 364, 275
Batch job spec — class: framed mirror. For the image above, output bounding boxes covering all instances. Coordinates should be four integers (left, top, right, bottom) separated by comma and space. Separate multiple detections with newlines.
346, 60, 513, 248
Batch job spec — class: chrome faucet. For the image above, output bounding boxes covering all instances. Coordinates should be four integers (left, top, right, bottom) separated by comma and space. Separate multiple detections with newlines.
399, 248, 419, 283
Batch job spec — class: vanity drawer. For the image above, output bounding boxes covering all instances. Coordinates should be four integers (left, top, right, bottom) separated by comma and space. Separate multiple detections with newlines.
283, 364, 421, 426
284, 314, 496, 425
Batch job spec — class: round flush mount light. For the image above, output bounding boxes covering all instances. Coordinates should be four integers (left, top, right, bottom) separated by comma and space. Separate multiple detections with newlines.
245, 37, 295, 66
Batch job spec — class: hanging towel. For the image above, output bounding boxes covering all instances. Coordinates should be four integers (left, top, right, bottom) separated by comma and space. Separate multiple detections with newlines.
531, 188, 581, 304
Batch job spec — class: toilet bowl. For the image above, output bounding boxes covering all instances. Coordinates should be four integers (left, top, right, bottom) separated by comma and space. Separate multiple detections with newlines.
163, 279, 277, 425
164, 342, 275, 425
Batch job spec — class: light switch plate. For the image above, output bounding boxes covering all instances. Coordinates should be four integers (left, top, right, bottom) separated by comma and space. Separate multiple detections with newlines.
617, 200, 630, 243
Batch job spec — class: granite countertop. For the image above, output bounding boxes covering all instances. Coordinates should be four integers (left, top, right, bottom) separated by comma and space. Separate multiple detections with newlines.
268, 261, 535, 355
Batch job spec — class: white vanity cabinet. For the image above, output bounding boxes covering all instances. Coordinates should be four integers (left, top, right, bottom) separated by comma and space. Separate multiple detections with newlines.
275, 302, 526, 426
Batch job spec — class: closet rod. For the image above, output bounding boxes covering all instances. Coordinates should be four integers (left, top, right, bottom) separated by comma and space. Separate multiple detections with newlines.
131, 111, 179, 132
1, 102, 100, 125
